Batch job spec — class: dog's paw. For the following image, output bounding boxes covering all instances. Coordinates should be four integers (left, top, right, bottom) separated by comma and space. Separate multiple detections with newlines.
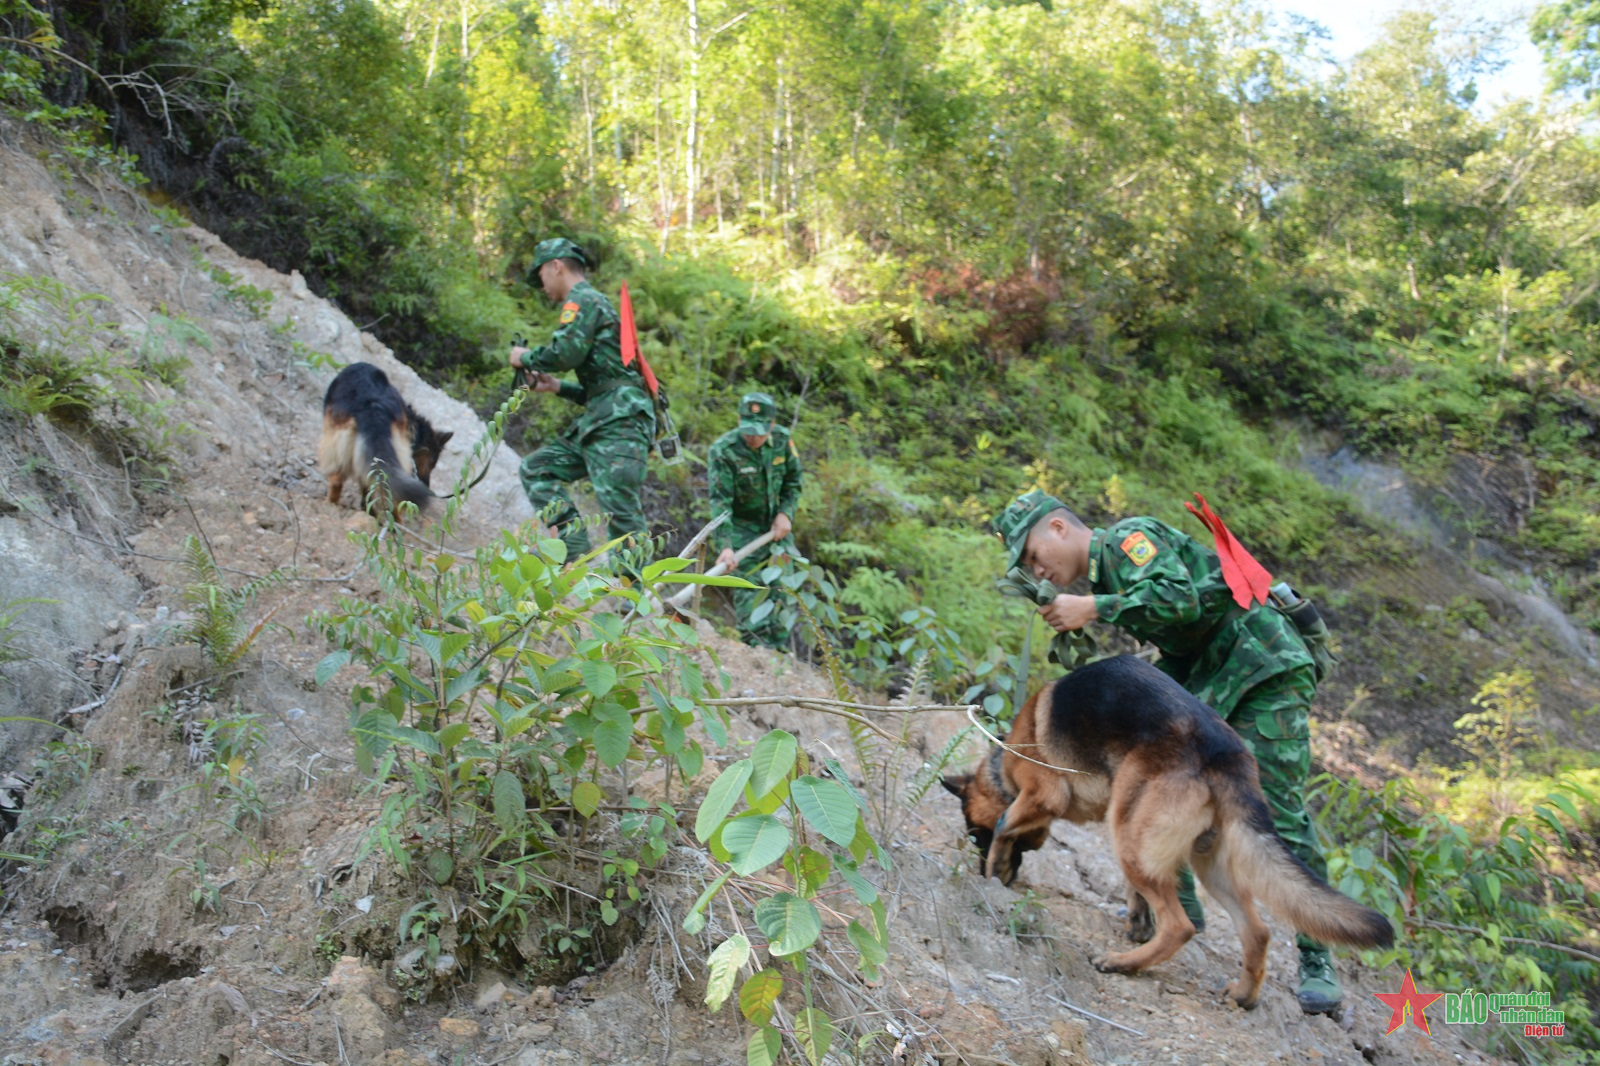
1092, 952, 1137, 975
1125, 915, 1155, 944
1222, 979, 1260, 1010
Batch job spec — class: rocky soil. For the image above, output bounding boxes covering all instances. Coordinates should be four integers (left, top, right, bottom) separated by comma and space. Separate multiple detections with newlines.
0, 121, 1530, 1065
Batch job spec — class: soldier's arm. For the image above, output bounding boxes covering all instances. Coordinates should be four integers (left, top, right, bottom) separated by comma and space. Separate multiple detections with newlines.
776, 436, 802, 520
556, 380, 587, 405
1091, 529, 1204, 629
525, 296, 598, 378
707, 446, 737, 553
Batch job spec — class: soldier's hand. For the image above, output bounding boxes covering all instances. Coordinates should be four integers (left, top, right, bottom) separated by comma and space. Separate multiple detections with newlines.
1039, 593, 1098, 632
529, 371, 560, 393
770, 513, 792, 541
715, 547, 737, 571
509, 346, 530, 368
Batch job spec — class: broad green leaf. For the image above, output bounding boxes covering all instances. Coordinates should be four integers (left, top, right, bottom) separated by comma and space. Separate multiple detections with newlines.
314, 649, 350, 686
581, 660, 618, 698
722, 814, 791, 875
739, 968, 784, 1025
695, 759, 752, 841
749, 599, 776, 625
704, 934, 750, 1012
492, 770, 524, 832
1349, 844, 1375, 871
848, 919, 887, 981
836, 859, 879, 904
747, 1027, 781, 1066
747, 730, 797, 798
784, 846, 831, 898
658, 573, 760, 587
593, 719, 632, 768
791, 776, 858, 847
796, 1007, 833, 1065
435, 722, 471, 751
754, 892, 821, 956
425, 850, 454, 885
642, 555, 694, 579
572, 781, 604, 817
823, 758, 869, 811
682, 870, 731, 934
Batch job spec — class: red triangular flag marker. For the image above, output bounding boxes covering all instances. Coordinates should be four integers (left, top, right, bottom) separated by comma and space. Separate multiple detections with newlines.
618, 282, 661, 399
1185, 493, 1272, 609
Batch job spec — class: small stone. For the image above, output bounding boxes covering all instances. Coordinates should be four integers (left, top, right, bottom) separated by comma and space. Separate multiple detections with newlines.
439, 1017, 480, 1039
512, 1022, 554, 1043
475, 981, 512, 1010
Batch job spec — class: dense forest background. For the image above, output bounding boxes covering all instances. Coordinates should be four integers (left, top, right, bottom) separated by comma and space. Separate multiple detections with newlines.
5, 0, 1598, 638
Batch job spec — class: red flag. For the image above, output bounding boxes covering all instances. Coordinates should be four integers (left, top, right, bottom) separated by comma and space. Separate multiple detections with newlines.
1184, 493, 1273, 609
618, 282, 661, 399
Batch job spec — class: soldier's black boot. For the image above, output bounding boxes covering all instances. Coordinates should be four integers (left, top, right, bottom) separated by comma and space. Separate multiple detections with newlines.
1296, 938, 1342, 1016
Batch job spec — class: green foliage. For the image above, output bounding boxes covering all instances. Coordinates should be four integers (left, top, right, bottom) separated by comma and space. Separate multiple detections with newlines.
177, 535, 291, 670
1456, 669, 1542, 780
0, 275, 190, 489
1315, 772, 1600, 1063
0, 598, 52, 665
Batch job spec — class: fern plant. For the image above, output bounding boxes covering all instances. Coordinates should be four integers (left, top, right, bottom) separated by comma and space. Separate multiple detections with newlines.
177, 535, 291, 669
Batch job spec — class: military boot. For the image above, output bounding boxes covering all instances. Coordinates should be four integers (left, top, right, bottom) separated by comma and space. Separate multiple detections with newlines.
1296, 940, 1342, 1015
1176, 866, 1206, 933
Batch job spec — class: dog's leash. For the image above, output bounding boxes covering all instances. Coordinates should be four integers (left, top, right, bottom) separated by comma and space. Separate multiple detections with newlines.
964, 705, 1087, 775
430, 436, 501, 501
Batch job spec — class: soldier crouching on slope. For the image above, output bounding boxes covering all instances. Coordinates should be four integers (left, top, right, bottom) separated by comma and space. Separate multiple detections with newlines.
707, 392, 803, 649
993, 489, 1345, 1015
510, 238, 655, 570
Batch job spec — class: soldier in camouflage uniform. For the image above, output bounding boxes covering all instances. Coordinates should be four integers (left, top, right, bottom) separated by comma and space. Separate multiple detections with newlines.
993, 489, 1343, 1016
511, 238, 655, 563
706, 392, 803, 648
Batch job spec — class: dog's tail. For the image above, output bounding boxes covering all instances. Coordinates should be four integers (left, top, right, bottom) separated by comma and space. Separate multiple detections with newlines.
1206, 761, 1393, 949
356, 408, 432, 514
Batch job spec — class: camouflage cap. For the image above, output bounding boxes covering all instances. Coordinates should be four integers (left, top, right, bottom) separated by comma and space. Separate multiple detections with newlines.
529, 238, 591, 282
737, 391, 776, 436
993, 489, 1068, 569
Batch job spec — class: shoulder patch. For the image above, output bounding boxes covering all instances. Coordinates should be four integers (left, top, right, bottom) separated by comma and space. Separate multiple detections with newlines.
773, 455, 785, 465
789, 440, 798, 456
1120, 530, 1157, 567
1087, 554, 1100, 584
559, 301, 580, 325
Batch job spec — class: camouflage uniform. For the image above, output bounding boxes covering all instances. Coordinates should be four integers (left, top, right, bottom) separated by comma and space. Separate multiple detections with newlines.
995, 492, 1342, 1014
706, 393, 803, 648
1084, 516, 1323, 885
516, 242, 655, 560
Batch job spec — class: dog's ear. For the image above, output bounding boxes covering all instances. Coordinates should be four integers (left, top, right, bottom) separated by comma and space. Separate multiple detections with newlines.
941, 774, 971, 799
434, 430, 454, 450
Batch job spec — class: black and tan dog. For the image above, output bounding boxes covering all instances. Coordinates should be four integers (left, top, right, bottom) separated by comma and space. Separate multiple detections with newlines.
318, 362, 452, 516
943, 655, 1392, 1009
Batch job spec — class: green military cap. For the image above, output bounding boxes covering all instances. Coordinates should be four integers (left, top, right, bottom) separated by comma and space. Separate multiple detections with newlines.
737, 391, 777, 435
529, 237, 591, 281
993, 488, 1068, 569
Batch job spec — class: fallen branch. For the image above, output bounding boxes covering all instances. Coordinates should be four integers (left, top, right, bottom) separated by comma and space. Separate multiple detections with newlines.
702, 694, 979, 745
1408, 917, 1600, 966
1043, 992, 1146, 1036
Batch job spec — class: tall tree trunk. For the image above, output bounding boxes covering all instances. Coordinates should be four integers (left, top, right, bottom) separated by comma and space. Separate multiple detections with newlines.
686, 0, 701, 249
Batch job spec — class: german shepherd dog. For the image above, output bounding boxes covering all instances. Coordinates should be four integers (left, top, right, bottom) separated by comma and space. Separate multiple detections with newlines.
319, 363, 453, 516
943, 655, 1392, 1009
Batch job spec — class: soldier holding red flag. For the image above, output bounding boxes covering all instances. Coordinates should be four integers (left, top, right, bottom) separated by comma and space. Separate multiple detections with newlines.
992, 489, 1344, 1016
510, 238, 656, 565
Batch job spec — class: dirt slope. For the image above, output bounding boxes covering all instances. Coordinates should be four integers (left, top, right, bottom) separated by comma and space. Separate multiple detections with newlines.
0, 124, 1508, 1066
